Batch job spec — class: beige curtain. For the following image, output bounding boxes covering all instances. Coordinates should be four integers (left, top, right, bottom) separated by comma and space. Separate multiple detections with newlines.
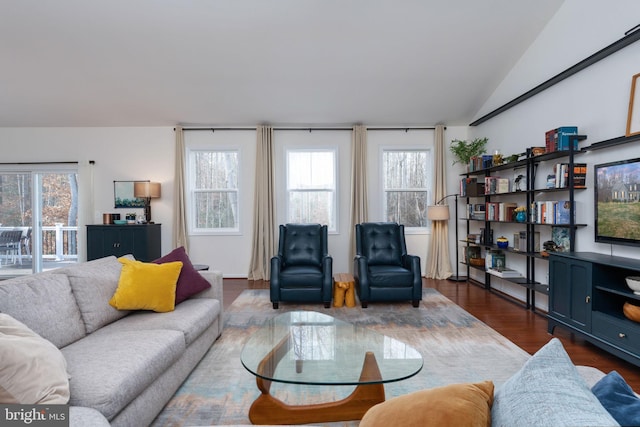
248, 125, 276, 280
173, 126, 189, 251
426, 125, 453, 279
350, 124, 368, 262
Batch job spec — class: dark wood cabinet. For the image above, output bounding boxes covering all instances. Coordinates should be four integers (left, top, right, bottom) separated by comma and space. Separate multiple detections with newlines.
87, 224, 161, 262
548, 252, 640, 367
548, 254, 591, 332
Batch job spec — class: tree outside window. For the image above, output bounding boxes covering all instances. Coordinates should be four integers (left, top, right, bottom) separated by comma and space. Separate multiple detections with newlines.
287, 150, 336, 230
383, 149, 431, 228
190, 150, 239, 232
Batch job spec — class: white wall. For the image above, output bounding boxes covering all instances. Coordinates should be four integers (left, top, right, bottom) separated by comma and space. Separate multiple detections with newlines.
0, 127, 176, 259
465, 0, 640, 307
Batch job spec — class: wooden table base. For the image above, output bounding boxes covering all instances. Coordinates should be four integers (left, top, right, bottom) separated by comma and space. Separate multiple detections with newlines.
249, 350, 385, 425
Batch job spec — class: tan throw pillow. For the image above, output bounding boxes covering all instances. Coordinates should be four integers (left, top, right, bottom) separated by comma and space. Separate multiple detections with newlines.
359, 381, 494, 427
0, 313, 70, 404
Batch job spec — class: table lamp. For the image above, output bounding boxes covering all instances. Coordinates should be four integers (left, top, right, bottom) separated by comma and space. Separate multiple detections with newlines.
134, 181, 161, 223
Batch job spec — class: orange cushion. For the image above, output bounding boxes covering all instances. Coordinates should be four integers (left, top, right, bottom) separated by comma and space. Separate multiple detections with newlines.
359, 381, 494, 427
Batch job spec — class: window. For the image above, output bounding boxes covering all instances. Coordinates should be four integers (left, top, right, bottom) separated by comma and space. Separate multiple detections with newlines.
189, 150, 239, 233
286, 149, 336, 230
0, 166, 79, 276
382, 149, 431, 228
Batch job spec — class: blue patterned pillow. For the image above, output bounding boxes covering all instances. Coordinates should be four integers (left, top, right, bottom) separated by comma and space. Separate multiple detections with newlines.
592, 370, 640, 426
492, 338, 619, 427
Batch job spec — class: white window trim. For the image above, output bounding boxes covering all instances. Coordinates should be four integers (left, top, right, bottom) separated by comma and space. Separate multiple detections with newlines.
380, 145, 432, 234
187, 147, 242, 236
285, 146, 339, 233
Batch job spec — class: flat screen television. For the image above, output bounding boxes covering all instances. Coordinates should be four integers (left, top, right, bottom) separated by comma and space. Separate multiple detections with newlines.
594, 157, 640, 246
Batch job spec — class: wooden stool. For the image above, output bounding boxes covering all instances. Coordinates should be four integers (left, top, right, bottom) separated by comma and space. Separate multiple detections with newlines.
333, 273, 356, 307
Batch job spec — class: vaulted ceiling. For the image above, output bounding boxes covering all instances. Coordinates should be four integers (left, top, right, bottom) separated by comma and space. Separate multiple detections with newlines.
1, 0, 564, 127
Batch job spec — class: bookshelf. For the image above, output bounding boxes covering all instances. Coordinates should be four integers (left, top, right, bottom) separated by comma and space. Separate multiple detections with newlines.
460, 136, 587, 311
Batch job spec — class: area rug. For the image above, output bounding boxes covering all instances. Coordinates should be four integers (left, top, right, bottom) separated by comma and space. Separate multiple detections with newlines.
151, 288, 531, 426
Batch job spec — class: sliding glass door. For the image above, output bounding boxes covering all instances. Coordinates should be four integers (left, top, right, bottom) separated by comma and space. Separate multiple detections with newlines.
0, 166, 79, 277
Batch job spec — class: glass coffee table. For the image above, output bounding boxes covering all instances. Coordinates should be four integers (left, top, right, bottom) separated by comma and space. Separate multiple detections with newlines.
241, 311, 423, 425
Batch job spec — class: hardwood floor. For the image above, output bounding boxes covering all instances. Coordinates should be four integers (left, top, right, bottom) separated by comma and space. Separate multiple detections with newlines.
223, 277, 640, 391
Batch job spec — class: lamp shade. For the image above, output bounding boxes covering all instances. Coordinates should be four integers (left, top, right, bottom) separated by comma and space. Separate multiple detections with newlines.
427, 205, 450, 221
134, 182, 161, 199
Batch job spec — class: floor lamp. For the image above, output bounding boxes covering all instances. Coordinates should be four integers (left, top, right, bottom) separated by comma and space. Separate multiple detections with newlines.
428, 194, 467, 282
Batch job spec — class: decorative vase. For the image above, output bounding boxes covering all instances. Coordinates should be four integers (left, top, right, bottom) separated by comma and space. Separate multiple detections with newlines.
515, 211, 527, 223
497, 236, 509, 249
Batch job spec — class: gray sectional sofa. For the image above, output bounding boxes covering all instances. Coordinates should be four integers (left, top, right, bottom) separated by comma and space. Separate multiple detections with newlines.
0, 255, 224, 426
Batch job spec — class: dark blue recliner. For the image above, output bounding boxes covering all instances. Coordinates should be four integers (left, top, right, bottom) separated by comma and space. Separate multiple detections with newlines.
270, 223, 333, 309
354, 222, 422, 308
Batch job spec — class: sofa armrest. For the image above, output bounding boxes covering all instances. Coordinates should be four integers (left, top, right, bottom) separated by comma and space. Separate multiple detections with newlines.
191, 270, 223, 303
191, 270, 224, 331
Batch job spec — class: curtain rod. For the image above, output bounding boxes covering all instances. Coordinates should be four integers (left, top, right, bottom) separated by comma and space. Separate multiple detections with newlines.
179, 126, 438, 132
470, 24, 640, 126
0, 161, 95, 165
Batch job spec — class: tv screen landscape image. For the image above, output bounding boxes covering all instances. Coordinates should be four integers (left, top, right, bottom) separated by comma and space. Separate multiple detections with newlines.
594, 157, 640, 246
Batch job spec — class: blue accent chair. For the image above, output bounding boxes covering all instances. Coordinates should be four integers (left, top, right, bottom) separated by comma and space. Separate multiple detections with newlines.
270, 224, 333, 309
354, 222, 422, 308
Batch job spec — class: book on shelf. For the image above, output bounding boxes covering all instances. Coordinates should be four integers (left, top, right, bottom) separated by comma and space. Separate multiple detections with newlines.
484, 176, 511, 195
545, 126, 579, 152
554, 200, 574, 224
500, 202, 518, 221
553, 163, 587, 188
460, 177, 486, 197
485, 202, 517, 221
482, 154, 494, 169
485, 250, 506, 269
479, 228, 493, 245
488, 267, 524, 278
466, 203, 486, 220
532, 200, 575, 224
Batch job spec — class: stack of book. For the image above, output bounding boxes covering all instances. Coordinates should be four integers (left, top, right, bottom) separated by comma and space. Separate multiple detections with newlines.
488, 267, 524, 278
545, 126, 579, 152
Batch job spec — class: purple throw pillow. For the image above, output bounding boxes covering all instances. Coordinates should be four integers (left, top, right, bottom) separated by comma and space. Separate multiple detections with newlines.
153, 247, 211, 304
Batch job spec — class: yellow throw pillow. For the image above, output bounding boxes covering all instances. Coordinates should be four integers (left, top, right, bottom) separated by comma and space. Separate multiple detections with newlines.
359, 381, 494, 427
109, 258, 183, 312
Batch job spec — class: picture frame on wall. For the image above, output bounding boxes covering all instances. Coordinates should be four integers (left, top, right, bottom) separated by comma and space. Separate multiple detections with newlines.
114, 180, 147, 208
626, 72, 640, 137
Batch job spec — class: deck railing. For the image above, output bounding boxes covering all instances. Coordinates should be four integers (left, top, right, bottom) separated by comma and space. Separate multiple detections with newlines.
0, 224, 79, 262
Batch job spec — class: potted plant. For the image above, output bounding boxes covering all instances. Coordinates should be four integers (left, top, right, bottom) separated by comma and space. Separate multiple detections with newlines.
449, 137, 489, 166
